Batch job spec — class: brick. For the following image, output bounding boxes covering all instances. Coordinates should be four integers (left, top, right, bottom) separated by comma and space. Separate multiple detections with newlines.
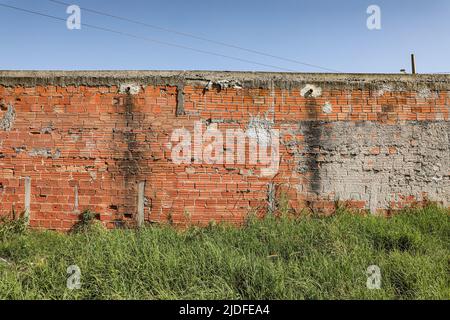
0, 73, 448, 230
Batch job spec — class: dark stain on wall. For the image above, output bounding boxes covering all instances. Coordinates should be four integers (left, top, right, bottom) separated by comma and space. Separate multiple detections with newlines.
117, 89, 145, 223
303, 92, 322, 195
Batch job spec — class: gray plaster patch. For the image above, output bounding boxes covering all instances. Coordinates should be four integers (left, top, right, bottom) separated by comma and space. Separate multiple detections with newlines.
375, 83, 393, 97
289, 121, 450, 210
40, 124, 54, 134
417, 87, 438, 99
0, 104, 15, 131
29, 148, 61, 159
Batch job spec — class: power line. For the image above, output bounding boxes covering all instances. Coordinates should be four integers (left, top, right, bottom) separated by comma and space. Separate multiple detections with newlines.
0, 3, 298, 72
48, 0, 341, 73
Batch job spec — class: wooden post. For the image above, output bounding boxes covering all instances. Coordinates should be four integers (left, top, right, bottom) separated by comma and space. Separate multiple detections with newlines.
137, 181, 146, 227
24, 177, 31, 224
411, 54, 416, 74
74, 185, 79, 212
267, 182, 275, 215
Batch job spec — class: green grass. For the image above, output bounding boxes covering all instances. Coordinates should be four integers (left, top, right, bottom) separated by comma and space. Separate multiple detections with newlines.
0, 206, 448, 300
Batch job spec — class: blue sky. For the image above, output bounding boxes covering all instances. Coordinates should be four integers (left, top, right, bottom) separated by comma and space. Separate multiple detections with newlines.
0, 0, 449, 73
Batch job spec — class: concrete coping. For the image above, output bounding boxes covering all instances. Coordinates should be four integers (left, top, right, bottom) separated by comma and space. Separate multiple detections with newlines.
0, 70, 449, 90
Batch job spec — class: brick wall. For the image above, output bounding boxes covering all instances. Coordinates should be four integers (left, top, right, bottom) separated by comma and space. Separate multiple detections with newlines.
0, 71, 449, 231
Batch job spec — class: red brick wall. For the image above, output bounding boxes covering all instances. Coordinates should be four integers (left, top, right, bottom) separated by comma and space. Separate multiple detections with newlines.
0, 72, 448, 230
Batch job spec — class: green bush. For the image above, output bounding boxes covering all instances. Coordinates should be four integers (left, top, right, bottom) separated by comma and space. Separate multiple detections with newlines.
0, 211, 27, 242
70, 210, 105, 234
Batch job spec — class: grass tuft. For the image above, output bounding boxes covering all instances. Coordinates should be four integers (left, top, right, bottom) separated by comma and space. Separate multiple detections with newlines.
0, 205, 448, 300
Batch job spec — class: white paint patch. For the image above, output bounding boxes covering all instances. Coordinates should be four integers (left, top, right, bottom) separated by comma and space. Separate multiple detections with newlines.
239, 168, 254, 176
204, 80, 242, 90
185, 167, 195, 174
322, 101, 333, 114
246, 116, 274, 147
119, 83, 141, 95
70, 134, 80, 142
301, 84, 322, 98
88, 171, 97, 181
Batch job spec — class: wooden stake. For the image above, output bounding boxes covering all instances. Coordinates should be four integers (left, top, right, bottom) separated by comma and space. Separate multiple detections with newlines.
411, 54, 416, 74
24, 177, 31, 224
137, 181, 145, 227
